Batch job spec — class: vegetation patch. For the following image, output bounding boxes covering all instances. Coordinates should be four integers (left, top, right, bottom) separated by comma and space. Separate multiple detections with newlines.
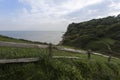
62, 15, 120, 57
0, 58, 120, 80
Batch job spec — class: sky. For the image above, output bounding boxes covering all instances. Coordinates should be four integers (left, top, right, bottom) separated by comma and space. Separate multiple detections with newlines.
0, 0, 120, 31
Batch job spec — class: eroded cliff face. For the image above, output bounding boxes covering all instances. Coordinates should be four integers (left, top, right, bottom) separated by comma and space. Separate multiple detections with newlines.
62, 15, 120, 57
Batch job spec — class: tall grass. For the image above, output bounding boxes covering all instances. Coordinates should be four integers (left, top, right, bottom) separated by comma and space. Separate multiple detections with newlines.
0, 46, 120, 80
0, 58, 120, 80
0, 46, 119, 63
0, 46, 48, 59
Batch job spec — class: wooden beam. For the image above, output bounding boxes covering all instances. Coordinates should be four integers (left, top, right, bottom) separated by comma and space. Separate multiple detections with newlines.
0, 58, 39, 64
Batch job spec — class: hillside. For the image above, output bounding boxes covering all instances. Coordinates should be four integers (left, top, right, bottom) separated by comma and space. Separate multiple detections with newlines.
0, 46, 120, 80
0, 57, 120, 80
62, 14, 120, 57
0, 34, 120, 80
0, 35, 47, 45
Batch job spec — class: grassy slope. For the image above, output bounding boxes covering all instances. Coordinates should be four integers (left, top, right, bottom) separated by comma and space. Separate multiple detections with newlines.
0, 46, 120, 80
0, 57, 120, 80
0, 46, 119, 62
0, 35, 47, 44
0, 46, 47, 59
0, 34, 120, 80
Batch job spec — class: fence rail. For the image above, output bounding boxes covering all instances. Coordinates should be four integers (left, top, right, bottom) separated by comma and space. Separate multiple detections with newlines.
0, 56, 80, 64
0, 58, 39, 64
0, 41, 119, 64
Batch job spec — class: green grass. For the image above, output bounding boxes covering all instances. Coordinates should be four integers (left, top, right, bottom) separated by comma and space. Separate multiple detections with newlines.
0, 46, 119, 63
53, 49, 120, 63
0, 34, 120, 80
0, 46, 120, 80
0, 58, 120, 80
0, 46, 48, 59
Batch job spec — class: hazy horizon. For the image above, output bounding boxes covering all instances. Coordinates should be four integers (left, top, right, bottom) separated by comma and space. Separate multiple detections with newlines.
0, 31, 64, 44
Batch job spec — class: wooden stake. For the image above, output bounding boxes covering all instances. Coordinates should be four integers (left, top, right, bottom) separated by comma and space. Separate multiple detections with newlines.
48, 43, 52, 58
87, 49, 91, 60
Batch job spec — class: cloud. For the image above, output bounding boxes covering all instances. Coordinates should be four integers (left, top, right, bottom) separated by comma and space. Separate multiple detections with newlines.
19, 0, 103, 16
0, 0, 120, 31
65, 0, 120, 23
14, 0, 103, 31
108, 0, 120, 16
109, 0, 120, 9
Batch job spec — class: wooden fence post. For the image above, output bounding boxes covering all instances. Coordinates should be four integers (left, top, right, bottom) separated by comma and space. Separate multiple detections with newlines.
48, 43, 52, 58
108, 51, 112, 62
108, 55, 112, 62
87, 49, 91, 60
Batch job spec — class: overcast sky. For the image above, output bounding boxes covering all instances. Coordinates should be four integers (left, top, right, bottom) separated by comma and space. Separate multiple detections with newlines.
0, 0, 120, 31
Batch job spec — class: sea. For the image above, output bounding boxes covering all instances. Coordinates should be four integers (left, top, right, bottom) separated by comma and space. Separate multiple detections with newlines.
0, 31, 65, 45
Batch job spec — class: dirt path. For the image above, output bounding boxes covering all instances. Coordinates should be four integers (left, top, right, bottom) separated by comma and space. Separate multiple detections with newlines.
57, 46, 120, 60
0, 58, 39, 64
0, 41, 48, 48
53, 56, 79, 59
0, 41, 119, 60
0, 56, 80, 64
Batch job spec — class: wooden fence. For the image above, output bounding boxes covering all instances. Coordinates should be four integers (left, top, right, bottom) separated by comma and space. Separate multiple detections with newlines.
0, 42, 116, 64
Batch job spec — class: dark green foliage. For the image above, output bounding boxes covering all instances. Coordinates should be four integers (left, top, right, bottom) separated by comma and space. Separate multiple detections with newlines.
62, 14, 120, 57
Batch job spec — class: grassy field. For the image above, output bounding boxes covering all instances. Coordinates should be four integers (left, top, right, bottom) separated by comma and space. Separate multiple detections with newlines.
0, 46, 119, 63
0, 57, 120, 80
0, 46, 119, 80
0, 35, 120, 80
0, 46, 48, 59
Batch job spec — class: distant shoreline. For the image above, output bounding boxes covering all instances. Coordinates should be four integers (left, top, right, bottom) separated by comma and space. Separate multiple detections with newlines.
0, 34, 48, 45
0, 31, 64, 45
